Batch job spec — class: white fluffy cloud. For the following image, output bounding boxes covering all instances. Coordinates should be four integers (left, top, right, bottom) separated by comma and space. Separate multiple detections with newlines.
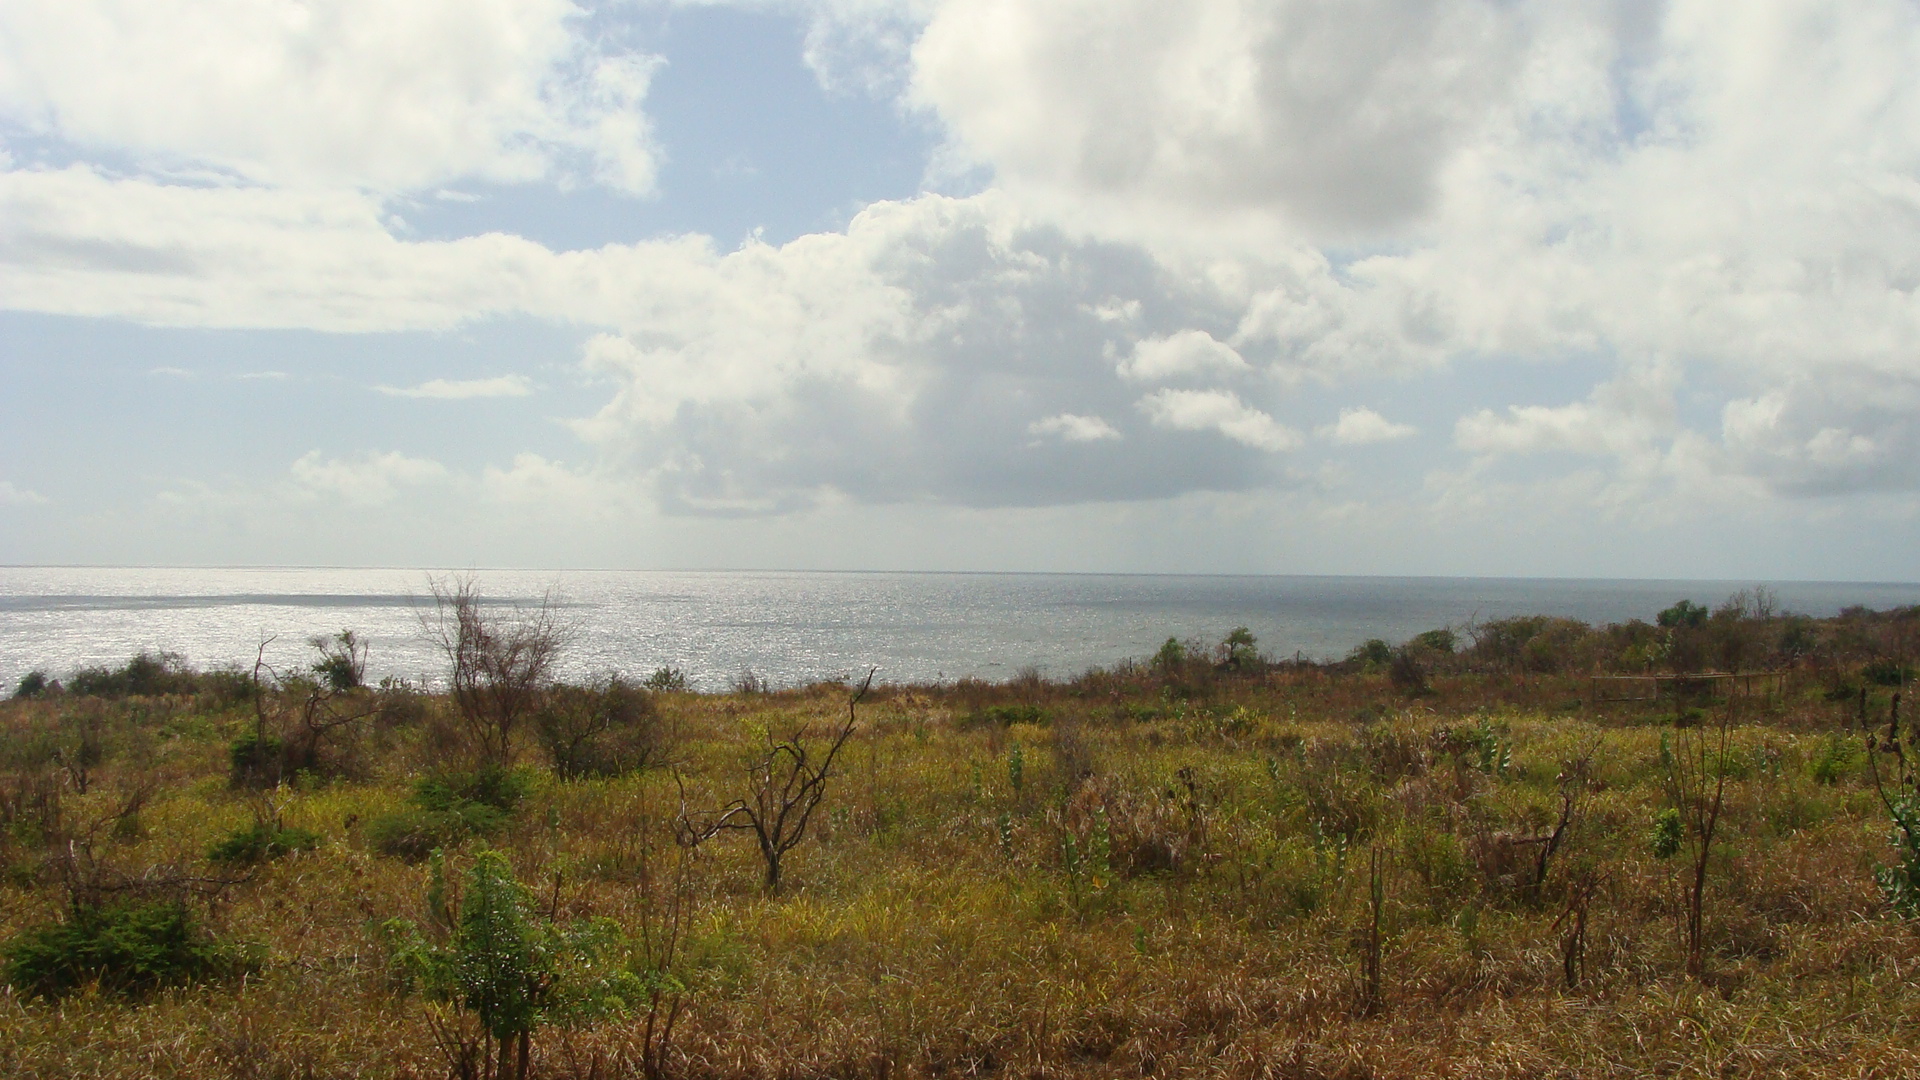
1028, 413, 1121, 443
9, 0, 1920, 540
1456, 369, 1678, 461
1139, 389, 1300, 453
0, 0, 659, 194
569, 195, 1290, 510
912, 0, 1521, 238
1320, 408, 1415, 446
1119, 330, 1248, 383
1717, 378, 1920, 496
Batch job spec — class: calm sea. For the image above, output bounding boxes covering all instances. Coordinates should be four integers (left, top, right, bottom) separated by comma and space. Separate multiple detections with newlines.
3, 567, 1918, 692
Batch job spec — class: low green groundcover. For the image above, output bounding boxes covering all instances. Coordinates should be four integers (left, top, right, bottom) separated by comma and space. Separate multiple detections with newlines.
3, 900, 246, 999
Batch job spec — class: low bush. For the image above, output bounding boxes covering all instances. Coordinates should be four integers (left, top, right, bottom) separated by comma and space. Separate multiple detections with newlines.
1649, 807, 1684, 859
367, 766, 530, 862
418, 765, 531, 813
2, 900, 246, 999
12, 670, 51, 699
1349, 639, 1393, 669
643, 666, 689, 692
1658, 600, 1709, 629
69, 652, 197, 698
1389, 648, 1431, 695
368, 805, 505, 863
965, 703, 1052, 728
228, 732, 284, 788
1864, 658, 1914, 687
208, 821, 321, 866
1807, 733, 1861, 786
534, 679, 667, 779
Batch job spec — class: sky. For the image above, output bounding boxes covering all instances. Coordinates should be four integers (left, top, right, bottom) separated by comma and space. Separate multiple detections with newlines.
2, 0, 1919, 580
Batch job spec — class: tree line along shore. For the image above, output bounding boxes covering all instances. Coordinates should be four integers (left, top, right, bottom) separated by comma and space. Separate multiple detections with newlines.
1, 583, 1918, 1079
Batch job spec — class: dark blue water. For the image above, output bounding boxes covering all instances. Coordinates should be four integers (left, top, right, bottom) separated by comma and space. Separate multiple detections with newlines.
3, 566, 1917, 691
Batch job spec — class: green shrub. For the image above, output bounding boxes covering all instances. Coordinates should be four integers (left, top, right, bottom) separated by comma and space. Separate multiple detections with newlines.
310, 629, 367, 692
1649, 808, 1683, 860
228, 732, 284, 787
535, 680, 665, 780
1152, 637, 1188, 674
1349, 639, 1393, 668
12, 670, 51, 699
1221, 627, 1259, 671
208, 822, 321, 866
69, 652, 195, 698
416, 765, 531, 814
643, 667, 689, 692
380, 851, 640, 1073
369, 803, 508, 863
368, 766, 529, 862
2, 900, 245, 999
968, 703, 1052, 728
1864, 659, 1914, 687
1807, 733, 1861, 786
1658, 600, 1709, 629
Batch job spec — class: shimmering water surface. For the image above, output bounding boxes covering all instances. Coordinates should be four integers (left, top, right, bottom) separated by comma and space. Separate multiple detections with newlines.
3, 567, 1919, 691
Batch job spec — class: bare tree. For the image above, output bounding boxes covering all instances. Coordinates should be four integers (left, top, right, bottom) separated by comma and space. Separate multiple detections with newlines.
422, 576, 567, 769
677, 669, 875, 894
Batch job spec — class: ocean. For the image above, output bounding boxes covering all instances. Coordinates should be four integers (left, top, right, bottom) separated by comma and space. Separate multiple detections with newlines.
3, 566, 1918, 692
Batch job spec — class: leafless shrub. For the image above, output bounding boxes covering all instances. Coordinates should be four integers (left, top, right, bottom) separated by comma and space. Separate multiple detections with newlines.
233, 637, 380, 787
44, 779, 249, 912
677, 669, 873, 893
1664, 698, 1734, 979
423, 575, 568, 769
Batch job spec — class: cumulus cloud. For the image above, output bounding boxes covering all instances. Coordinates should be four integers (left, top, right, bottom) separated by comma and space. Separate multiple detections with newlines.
911, 0, 1522, 237
1028, 413, 1121, 443
377, 375, 536, 400
0, 0, 661, 194
290, 450, 449, 506
10, 0, 1920, 535
570, 195, 1283, 510
1118, 330, 1248, 382
1456, 368, 1677, 461
1320, 408, 1415, 445
1138, 389, 1300, 452
1718, 377, 1920, 496
0, 480, 48, 506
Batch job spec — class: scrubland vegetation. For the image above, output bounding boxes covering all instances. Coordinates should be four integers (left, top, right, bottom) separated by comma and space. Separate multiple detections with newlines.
3, 586, 1920, 1078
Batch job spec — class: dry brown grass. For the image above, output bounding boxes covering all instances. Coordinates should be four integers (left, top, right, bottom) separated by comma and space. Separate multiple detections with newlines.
2, 670, 1917, 1079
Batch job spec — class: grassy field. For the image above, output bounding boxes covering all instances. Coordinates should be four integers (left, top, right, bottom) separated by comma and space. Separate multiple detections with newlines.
2, 602, 1919, 1079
